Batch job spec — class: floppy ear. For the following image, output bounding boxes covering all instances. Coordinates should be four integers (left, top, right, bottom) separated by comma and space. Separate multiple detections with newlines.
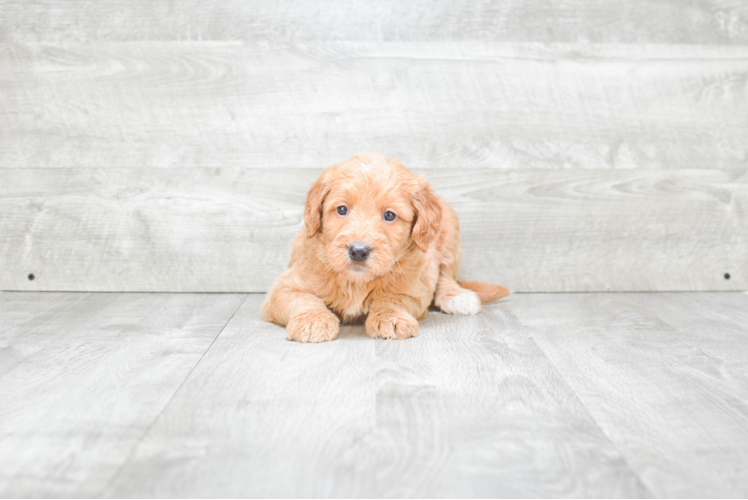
411, 180, 442, 252
303, 175, 328, 238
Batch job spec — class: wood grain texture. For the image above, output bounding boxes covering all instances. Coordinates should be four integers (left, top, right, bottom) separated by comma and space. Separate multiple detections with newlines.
3, 291, 747, 497
511, 292, 748, 497
2, 0, 747, 44
0, 291, 120, 378
1, 42, 747, 171
105, 294, 380, 498
0, 291, 246, 497
104, 294, 649, 498
1, 167, 745, 293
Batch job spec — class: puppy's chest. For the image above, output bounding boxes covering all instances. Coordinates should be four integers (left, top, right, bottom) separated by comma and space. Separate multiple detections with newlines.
325, 287, 371, 323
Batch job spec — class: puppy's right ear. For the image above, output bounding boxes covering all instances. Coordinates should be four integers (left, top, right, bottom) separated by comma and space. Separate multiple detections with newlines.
303, 175, 328, 238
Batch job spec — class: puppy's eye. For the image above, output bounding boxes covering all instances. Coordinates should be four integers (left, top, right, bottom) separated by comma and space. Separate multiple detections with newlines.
383, 211, 396, 222
337, 206, 348, 216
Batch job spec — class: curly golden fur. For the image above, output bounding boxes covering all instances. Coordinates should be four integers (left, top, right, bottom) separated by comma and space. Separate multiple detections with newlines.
261, 154, 510, 342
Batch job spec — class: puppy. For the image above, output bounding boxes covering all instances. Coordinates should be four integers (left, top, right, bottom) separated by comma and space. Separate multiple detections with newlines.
261, 154, 510, 342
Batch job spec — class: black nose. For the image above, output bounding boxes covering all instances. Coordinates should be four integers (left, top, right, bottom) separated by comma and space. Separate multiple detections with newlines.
348, 243, 371, 262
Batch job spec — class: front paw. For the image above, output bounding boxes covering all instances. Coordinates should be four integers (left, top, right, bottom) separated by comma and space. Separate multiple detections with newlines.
286, 309, 340, 343
366, 309, 419, 340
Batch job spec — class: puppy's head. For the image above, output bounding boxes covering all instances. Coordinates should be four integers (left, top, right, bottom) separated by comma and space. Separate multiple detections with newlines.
304, 154, 442, 281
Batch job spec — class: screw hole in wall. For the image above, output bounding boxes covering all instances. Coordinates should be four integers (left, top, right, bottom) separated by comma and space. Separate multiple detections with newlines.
724, 273, 731, 280
28, 273, 35, 281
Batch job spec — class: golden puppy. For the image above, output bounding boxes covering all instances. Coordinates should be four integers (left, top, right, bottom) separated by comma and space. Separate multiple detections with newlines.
261, 154, 510, 342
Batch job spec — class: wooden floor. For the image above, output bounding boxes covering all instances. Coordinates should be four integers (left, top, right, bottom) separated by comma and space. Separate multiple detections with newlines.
1, 291, 747, 498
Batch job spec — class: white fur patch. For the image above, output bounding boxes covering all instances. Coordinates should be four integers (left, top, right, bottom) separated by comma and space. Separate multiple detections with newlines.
359, 163, 372, 172
442, 291, 482, 315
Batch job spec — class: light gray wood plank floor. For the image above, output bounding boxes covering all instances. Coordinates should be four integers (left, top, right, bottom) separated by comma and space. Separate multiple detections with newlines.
0, 292, 246, 497
1, 291, 747, 497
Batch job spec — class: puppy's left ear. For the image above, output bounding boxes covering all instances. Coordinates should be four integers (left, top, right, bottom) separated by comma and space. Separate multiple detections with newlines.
412, 180, 442, 253
303, 175, 328, 238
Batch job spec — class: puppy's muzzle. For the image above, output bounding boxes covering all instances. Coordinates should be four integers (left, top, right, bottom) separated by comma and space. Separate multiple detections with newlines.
348, 242, 371, 262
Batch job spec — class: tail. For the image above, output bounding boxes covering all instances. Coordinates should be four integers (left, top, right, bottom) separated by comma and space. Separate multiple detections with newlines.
459, 281, 511, 304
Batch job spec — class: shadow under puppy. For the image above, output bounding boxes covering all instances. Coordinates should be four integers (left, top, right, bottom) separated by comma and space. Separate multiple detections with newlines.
261, 154, 510, 342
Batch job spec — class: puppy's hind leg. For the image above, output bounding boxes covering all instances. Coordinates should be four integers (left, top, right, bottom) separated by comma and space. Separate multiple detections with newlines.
432, 201, 509, 315
433, 267, 482, 316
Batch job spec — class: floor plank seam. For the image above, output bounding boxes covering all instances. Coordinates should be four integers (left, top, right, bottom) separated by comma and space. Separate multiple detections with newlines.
527, 334, 657, 498
97, 293, 249, 496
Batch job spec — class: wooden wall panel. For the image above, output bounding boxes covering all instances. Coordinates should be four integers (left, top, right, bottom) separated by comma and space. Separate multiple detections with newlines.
1, 42, 747, 171
1, 168, 744, 292
2, 0, 747, 44
2, 2, 746, 293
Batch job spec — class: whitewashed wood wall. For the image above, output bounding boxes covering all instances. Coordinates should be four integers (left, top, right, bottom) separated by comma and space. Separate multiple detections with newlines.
1, 1, 746, 292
